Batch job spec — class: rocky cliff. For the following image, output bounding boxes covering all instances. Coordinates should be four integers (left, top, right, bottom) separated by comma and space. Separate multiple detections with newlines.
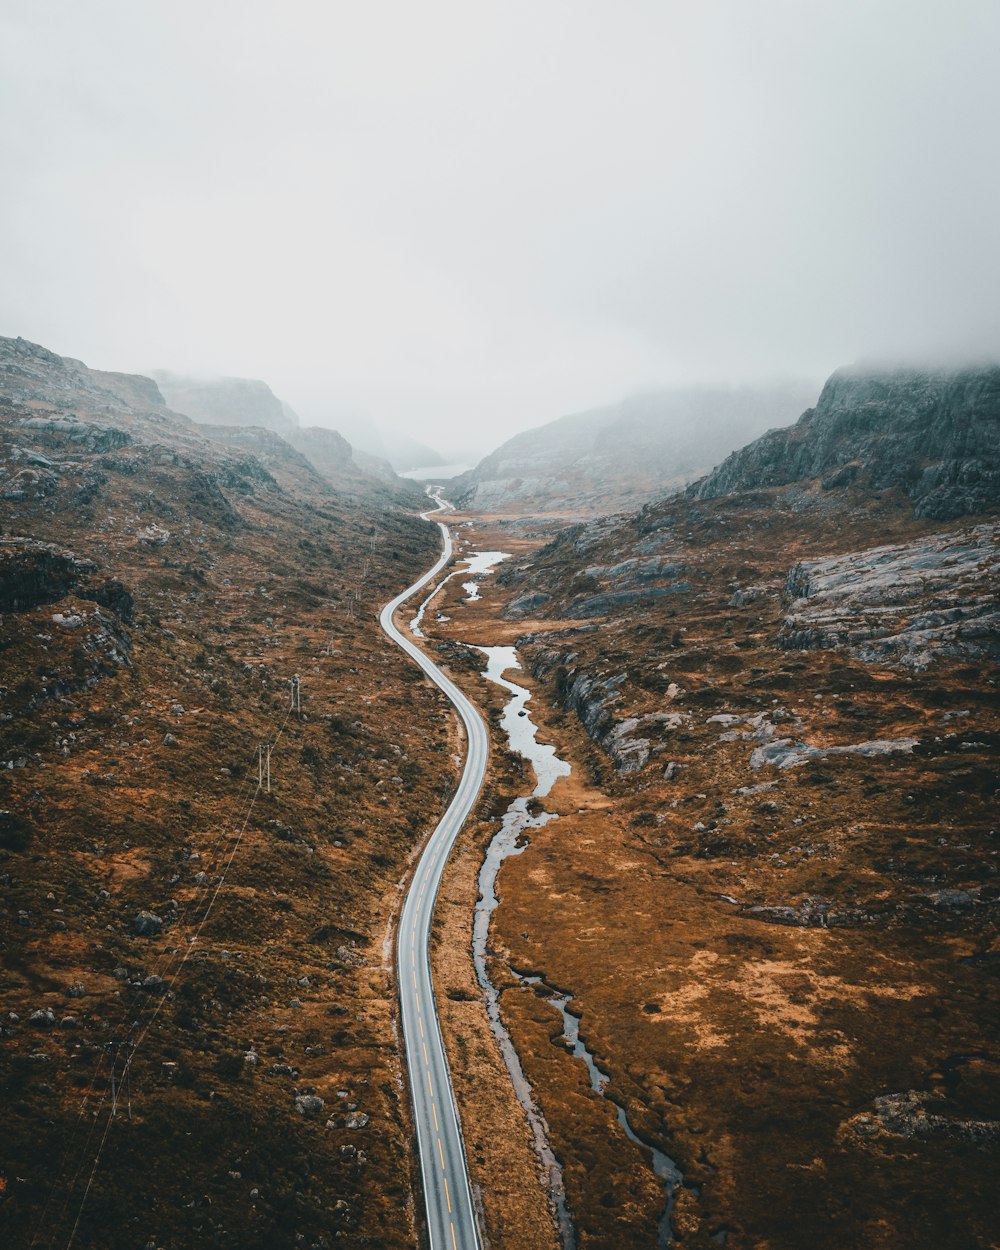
690, 364, 1000, 519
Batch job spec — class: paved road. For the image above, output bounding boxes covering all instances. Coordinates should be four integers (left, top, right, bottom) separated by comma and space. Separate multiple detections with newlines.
380, 491, 485, 1250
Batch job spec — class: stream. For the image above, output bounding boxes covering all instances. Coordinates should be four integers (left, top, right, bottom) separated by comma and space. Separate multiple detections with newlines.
473, 646, 576, 1248
409, 550, 509, 637
474, 643, 684, 1250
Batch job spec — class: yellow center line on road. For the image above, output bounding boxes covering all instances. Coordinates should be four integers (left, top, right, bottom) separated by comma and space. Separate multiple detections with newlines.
426, 1070, 434, 1096
433, 1102, 439, 1130
438, 1136, 445, 1168
444, 1174, 451, 1212
423, 1041, 429, 1063
451, 1221, 458, 1250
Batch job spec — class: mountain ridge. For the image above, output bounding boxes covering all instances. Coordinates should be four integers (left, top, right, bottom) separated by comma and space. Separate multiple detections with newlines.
690, 363, 1000, 520
451, 382, 818, 515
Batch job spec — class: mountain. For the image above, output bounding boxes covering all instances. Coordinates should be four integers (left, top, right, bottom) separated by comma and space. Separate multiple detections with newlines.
451, 383, 818, 515
152, 370, 422, 485
0, 334, 451, 1250
691, 363, 1000, 519
323, 412, 446, 473
285, 425, 399, 484
151, 369, 300, 434
415, 360, 1000, 1248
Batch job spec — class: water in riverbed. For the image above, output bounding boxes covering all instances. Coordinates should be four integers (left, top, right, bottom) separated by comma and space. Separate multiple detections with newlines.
474, 644, 684, 1249
409, 550, 509, 637
474, 646, 575, 1248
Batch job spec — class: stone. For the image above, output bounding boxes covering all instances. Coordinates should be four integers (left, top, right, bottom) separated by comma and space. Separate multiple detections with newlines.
134, 910, 164, 936
749, 736, 918, 771
504, 590, 552, 618
294, 1094, 325, 1116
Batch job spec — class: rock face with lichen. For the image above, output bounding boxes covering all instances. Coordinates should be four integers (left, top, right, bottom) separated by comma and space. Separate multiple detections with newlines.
690, 363, 1000, 520
779, 523, 1000, 668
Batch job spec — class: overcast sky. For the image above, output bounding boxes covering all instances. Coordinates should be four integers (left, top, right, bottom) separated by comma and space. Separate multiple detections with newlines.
1, 1, 998, 458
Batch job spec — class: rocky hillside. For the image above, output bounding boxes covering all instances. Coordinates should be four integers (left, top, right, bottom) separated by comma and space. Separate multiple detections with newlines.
433, 397, 1000, 1248
0, 336, 450, 1250
451, 383, 816, 515
691, 363, 1000, 520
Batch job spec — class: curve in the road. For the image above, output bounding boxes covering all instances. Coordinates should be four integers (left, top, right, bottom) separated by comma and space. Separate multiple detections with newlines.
380, 490, 485, 1250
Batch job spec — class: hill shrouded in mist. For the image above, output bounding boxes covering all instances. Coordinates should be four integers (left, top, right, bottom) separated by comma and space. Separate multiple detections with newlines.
450, 382, 818, 515
152, 370, 300, 435
325, 413, 446, 474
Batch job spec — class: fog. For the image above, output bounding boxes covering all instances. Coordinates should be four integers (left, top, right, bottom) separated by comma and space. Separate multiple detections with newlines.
1, 1, 998, 460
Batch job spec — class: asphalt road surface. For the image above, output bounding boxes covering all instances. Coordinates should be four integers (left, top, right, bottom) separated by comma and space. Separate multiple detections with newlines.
379, 491, 485, 1250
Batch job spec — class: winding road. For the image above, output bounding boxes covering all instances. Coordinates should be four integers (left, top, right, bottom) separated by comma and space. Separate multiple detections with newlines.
380, 491, 486, 1250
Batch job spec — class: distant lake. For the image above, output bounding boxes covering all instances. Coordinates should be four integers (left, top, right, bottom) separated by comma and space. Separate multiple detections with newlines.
401, 462, 471, 480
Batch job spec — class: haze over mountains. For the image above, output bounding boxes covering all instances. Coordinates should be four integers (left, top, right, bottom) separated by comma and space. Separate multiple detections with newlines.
153, 370, 445, 476
141, 363, 1000, 523
451, 382, 818, 515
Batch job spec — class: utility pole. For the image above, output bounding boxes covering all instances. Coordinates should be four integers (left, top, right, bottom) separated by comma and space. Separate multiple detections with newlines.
258, 743, 272, 792
291, 674, 302, 717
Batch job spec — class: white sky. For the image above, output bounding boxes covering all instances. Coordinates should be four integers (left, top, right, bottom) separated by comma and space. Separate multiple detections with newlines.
2, 1, 998, 459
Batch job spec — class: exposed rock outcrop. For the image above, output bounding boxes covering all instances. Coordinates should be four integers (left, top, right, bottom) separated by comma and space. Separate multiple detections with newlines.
528, 647, 682, 773
0, 542, 95, 612
691, 364, 1000, 520
779, 523, 1000, 668
0, 540, 133, 622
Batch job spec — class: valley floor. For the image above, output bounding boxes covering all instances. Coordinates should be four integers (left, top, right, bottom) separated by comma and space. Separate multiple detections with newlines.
415, 502, 1000, 1250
